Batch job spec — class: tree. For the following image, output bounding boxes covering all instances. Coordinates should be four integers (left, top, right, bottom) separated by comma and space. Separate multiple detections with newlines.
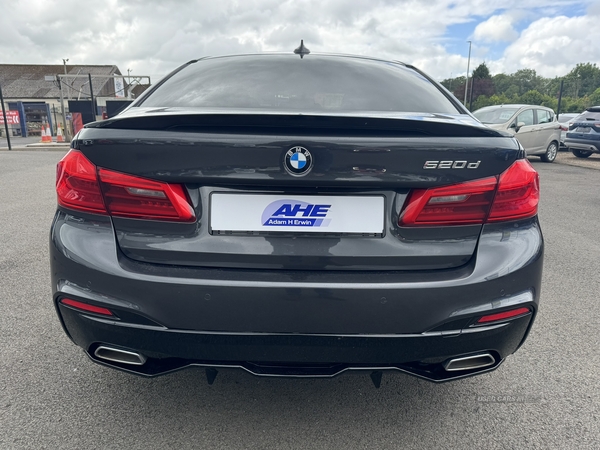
512, 69, 542, 95
563, 97, 588, 113
590, 87, 600, 107
565, 63, 600, 98
472, 62, 492, 79
492, 73, 513, 95
541, 97, 558, 111
519, 90, 545, 105
472, 95, 495, 111
442, 62, 600, 113
505, 85, 520, 100
440, 76, 465, 93
470, 78, 495, 100
488, 94, 511, 105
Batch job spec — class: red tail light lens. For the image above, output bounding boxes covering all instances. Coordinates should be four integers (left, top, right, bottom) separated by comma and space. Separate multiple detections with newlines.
488, 159, 539, 222
56, 150, 195, 222
399, 159, 539, 227
56, 150, 106, 214
98, 169, 195, 221
399, 177, 497, 226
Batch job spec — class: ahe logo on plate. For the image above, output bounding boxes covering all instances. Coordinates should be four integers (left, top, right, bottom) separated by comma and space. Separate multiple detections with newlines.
262, 199, 331, 227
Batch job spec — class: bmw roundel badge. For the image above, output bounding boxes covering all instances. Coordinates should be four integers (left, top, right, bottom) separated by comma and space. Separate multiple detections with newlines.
284, 146, 313, 176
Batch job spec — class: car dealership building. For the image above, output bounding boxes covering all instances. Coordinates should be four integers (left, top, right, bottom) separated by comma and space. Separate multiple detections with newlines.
0, 64, 148, 138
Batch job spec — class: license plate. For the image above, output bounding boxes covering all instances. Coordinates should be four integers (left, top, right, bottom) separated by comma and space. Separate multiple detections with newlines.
210, 193, 385, 234
576, 127, 591, 133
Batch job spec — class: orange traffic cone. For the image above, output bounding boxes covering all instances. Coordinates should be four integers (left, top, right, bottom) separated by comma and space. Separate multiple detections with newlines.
42, 122, 52, 143
56, 125, 65, 143
40, 124, 48, 143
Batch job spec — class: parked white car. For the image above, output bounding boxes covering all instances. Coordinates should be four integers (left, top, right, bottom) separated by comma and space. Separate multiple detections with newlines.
473, 104, 562, 162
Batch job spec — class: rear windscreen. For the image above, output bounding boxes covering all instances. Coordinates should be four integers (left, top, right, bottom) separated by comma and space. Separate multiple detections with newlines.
574, 111, 600, 121
472, 107, 519, 124
140, 55, 460, 114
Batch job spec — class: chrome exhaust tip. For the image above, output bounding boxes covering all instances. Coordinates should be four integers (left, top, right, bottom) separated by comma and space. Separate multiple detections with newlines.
94, 346, 147, 366
443, 353, 495, 372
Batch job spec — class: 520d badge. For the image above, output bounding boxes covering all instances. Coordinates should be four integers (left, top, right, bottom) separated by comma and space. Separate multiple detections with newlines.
423, 160, 481, 169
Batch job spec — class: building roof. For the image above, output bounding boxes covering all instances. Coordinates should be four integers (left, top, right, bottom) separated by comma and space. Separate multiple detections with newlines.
0, 64, 122, 99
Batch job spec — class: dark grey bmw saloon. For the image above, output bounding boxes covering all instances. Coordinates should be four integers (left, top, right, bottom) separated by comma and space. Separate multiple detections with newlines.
50, 48, 543, 385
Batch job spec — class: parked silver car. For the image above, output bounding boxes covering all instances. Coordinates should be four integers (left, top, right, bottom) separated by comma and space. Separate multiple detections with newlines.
557, 113, 580, 149
473, 104, 561, 162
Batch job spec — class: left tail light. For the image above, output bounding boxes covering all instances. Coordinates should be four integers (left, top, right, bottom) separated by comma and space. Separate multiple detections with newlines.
56, 150, 106, 214
56, 149, 195, 222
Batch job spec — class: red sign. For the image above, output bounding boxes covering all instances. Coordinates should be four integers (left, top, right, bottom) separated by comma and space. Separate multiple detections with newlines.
0, 111, 20, 125
72, 112, 83, 134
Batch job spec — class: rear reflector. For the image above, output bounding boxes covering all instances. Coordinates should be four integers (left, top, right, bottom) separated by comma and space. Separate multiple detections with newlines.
56, 150, 195, 222
59, 298, 114, 316
476, 307, 530, 324
399, 159, 539, 226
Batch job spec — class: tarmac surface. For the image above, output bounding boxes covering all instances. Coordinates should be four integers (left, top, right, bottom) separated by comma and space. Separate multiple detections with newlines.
0, 135, 70, 150
0, 150, 598, 449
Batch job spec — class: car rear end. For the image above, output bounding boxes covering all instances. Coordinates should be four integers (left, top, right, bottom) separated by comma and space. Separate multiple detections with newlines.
558, 113, 579, 149
565, 107, 600, 157
50, 54, 543, 383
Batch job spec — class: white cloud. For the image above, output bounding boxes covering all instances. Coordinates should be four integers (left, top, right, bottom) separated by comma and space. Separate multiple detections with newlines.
0, 0, 596, 82
502, 14, 600, 77
473, 15, 518, 42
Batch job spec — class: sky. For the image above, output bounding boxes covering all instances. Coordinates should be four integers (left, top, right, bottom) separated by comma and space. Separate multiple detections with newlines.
1, 0, 600, 84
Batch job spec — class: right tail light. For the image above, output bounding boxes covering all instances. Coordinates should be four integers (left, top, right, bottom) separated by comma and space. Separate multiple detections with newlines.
487, 159, 539, 222
399, 159, 539, 226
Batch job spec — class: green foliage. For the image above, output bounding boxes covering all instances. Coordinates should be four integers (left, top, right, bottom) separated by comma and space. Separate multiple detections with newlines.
504, 85, 519, 100
564, 63, 600, 98
440, 76, 465, 92
519, 90, 545, 105
561, 97, 588, 113
472, 95, 492, 111
488, 94, 511, 104
589, 87, 600, 106
472, 63, 491, 79
451, 62, 600, 112
541, 97, 558, 111
492, 73, 512, 94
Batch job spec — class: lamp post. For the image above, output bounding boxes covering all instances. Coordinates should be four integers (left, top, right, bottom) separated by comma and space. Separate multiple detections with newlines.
62, 58, 69, 100
127, 68, 132, 98
463, 41, 472, 107
0, 82, 12, 150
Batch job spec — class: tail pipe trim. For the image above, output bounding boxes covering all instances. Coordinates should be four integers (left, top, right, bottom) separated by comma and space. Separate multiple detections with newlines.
443, 353, 496, 372
94, 346, 147, 366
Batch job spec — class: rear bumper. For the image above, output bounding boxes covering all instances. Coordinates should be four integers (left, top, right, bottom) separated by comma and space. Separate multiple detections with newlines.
565, 138, 600, 152
50, 210, 543, 381
60, 304, 531, 382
